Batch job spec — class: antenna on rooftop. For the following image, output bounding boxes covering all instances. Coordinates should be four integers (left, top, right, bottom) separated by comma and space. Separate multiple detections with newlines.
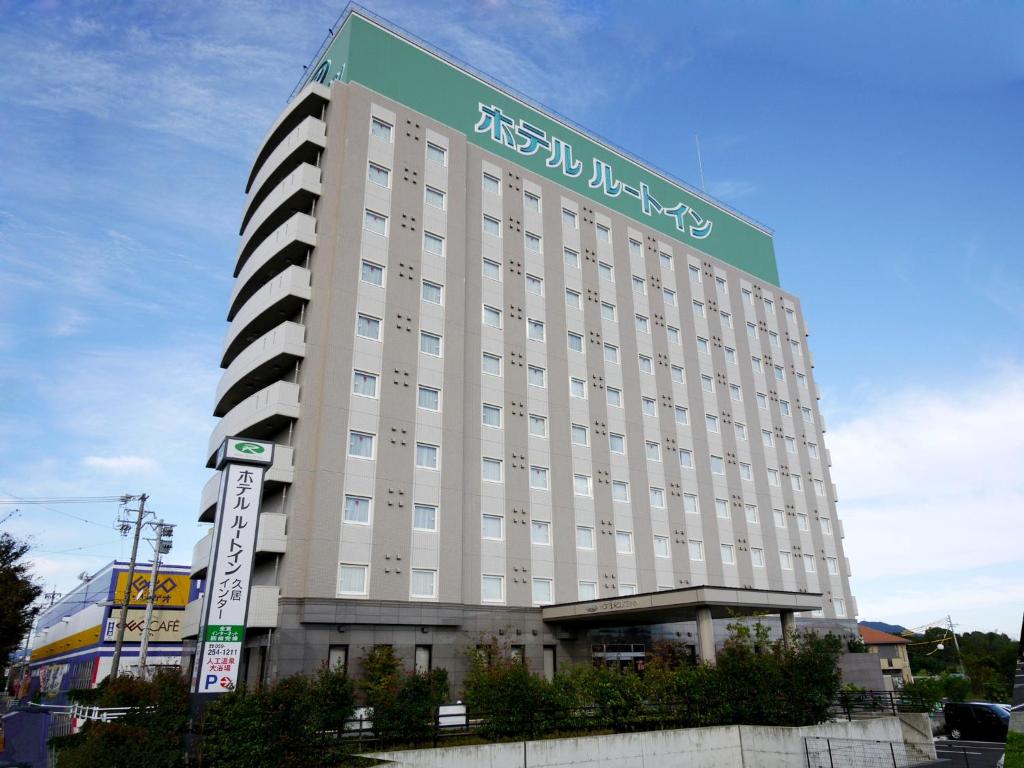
695, 134, 706, 192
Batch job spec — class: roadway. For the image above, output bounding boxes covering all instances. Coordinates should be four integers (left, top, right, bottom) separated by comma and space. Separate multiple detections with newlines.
933, 738, 1006, 768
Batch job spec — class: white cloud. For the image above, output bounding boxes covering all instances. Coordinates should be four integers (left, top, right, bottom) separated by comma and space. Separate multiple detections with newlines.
83, 455, 159, 474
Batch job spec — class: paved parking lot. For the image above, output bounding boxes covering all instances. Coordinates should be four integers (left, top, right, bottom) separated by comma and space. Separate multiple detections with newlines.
933, 738, 1005, 768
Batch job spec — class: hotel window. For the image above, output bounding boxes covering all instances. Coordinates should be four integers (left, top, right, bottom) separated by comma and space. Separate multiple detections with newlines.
370, 116, 392, 141
706, 414, 719, 432
756, 392, 768, 409
664, 288, 677, 305
422, 280, 443, 304
701, 375, 714, 393
671, 365, 684, 383
784, 436, 796, 454
833, 598, 847, 618
780, 400, 792, 416
352, 370, 378, 398
735, 423, 747, 441
697, 337, 710, 355
667, 326, 681, 344
612, 480, 629, 502
482, 214, 501, 237
417, 385, 440, 411
596, 223, 611, 242
481, 457, 503, 482
570, 377, 586, 398
791, 339, 802, 356
679, 449, 694, 469
725, 347, 737, 364
565, 288, 581, 309
797, 372, 808, 390
688, 540, 704, 561
710, 455, 725, 474
638, 354, 653, 373
603, 344, 619, 363
606, 387, 622, 407
348, 431, 375, 459
600, 302, 616, 321
578, 581, 597, 600
410, 569, 437, 599
742, 288, 754, 306
675, 406, 688, 425
528, 365, 547, 387
562, 208, 578, 229
745, 504, 759, 523
420, 332, 442, 356
715, 276, 728, 294
413, 504, 438, 531
779, 551, 793, 570
481, 575, 504, 603
628, 238, 642, 257
482, 172, 500, 195
568, 332, 584, 353
802, 407, 814, 424
482, 257, 501, 281
532, 578, 553, 605
576, 526, 595, 549
786, 306, 796, 323
808, 442, 819, 459
821, 517, 833, 535
619, 584, 638, 596
482, 305, 502, 329
531, 520, 551, 545
635, 314, 650, 333
481, 514, 503, 540
767, 469, 780, 486
814, 479, 826, 496
721, 544, 736, 564
529, 414, 548, 437
660, 251, 673, 270
563, 248, 580, 268
632, 275, 646, 294
720, 311, 732, 328
524, 191, 541, 211
715, 498, 729, 518
688, 264, 701, 283
641, 397, 656, 416
751, 548, 766, 567
774, 509, 786, 527
729, 384, 742, 402
598, 261, 614, 281
530, 466, 549, 490
415, 443, 439, 470
615, 530, 633, 554
739, 462, 753, 481
650, 487, 666, 507
525, 232, 542, 252
343, 495, 371, 525
692, 300, 705, 318
574, 474, 592, 496
571, 424, 589, 446
339, 564, 368, 595
425, 186, 445, 209
746, 322, 758, 340
645, 441, 661, 461
526, 274, 544, 295
769, 331, 781, 349
363, 209, 387, 235
683, 494, 699, 514
527, 318, 545, 341
762, 429, 774, 447
774, 365, 785, 382
482, 403, 502, 427
609, 433, 625, 453
752, 356, 763, 373
423, 231, 444, 256
764, 297, 775, 314
826, 557, 839, 575
368, 162, 390, 188
654, 535, 670, 557
426, 142, 447, 166
482, 352, 502, 376
797, 513, 809, 531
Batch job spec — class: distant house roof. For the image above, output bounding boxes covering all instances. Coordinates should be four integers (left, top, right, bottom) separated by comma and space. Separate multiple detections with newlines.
859, 625, 909, 645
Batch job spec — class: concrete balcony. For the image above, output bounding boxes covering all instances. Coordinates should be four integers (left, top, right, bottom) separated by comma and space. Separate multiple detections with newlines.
256, 512, 287, 555
236, 163, 321, 275
242, 116, 326, 232
247, 586, 280, 628
207, 381, 300, 467
214, 321, 306, 417
246, 82, 329, 193
229, 213, 317, 319
222, 265, 311, 367
182, 597, 203, 639
198, 445, 294, 523
191, 528, 214, 579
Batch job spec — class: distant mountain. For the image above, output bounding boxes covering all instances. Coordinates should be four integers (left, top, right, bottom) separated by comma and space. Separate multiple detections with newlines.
859, 621, 912, 636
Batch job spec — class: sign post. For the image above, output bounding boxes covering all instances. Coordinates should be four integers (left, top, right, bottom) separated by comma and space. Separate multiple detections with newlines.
192, 437, 273, 695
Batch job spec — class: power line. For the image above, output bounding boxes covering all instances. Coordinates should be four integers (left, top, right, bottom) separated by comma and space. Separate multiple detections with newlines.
0, 496, 126, 504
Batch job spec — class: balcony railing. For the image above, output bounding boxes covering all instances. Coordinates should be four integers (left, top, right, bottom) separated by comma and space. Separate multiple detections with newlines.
222, 265, 311, 367
206, 381, 300, 467
214, 321, 306, 417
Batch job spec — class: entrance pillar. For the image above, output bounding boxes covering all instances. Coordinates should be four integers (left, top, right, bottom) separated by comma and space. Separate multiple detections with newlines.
780, 609, 796, 648
696, 607, 716, 665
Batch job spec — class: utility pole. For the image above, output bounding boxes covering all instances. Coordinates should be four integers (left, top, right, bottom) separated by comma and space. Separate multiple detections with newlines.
43, 588, 61, 607
948, 614, 966, 676
137, 521, 174, 678
110, 494, 149, 678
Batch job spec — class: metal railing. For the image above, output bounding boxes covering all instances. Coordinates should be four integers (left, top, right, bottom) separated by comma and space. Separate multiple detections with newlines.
805, 737, 928, 768
831, 691, 934, 720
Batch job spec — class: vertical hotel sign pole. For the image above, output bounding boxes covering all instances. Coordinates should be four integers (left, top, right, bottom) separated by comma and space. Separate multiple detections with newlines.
193, 437, 274, 695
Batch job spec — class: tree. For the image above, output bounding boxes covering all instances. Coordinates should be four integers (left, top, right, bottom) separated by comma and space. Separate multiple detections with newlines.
0, 532, 42, 665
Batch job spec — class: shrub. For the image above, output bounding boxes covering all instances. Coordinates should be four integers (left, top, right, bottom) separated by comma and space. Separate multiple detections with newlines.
359, 645, 449, 746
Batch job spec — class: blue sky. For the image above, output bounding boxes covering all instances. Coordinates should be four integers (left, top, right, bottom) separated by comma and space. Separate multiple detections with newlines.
1, 0, 1021, 636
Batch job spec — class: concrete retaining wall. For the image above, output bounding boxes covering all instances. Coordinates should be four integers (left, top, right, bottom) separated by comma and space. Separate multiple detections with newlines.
368, 716, 924, 768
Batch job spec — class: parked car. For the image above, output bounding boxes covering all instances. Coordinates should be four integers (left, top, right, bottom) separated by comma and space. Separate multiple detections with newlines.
942, 701, 1009, 741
